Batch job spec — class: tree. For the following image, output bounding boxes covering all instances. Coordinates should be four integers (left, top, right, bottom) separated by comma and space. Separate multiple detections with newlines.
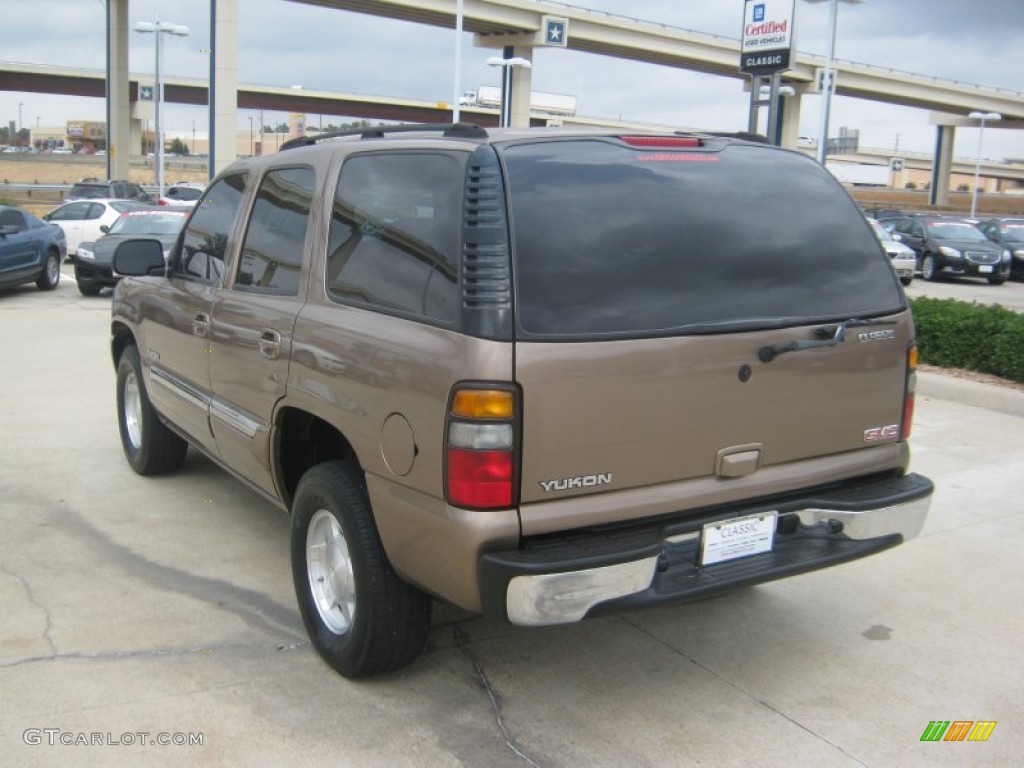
168, 137, 190, 156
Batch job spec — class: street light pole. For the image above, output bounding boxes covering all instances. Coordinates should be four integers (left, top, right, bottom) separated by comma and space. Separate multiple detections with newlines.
804, 0, 864, 164
968, 111, 1001, 218
135, 17, 189, 199
248, 116, 254, 157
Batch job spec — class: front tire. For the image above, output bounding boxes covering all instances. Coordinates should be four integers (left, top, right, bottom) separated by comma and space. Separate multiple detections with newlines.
987, 277, 1006, 286
36, 249, 60, 291
77, 281, 102, 296
922, 254, 941, 282
291, 461, 432, 678
116, 345, 188, 475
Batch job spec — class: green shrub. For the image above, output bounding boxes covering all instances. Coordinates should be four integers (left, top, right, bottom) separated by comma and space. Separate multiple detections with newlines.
910, 297, 1024, 383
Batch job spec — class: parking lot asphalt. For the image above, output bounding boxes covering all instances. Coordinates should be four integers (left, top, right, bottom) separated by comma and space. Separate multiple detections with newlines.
1, 272, 1022, 767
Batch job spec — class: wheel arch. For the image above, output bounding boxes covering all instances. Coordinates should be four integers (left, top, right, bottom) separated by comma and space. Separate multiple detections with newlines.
274, 407, 361, 511
111, 322, 136, 370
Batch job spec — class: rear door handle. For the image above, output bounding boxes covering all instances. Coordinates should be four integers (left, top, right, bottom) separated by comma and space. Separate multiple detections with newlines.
193, 312, 209, 337
258, 328, 282, 360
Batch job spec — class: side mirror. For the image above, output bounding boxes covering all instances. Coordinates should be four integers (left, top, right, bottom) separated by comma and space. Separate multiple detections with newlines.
100, 224, 110, 233
0, 225, 18, 236
112, 239, 167, 277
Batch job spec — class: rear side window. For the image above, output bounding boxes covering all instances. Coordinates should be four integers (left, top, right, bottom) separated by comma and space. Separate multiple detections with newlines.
173, 173, 247, 283
235, 167, 315, 296
502, 140, 904, 339
326, 152, 461, 323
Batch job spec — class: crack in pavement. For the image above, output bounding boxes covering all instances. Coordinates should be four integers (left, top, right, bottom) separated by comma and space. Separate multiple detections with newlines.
621, 616, 870, 768
1, 565, 58, 657
0, 639, 309, 670
453, 624, 542, 768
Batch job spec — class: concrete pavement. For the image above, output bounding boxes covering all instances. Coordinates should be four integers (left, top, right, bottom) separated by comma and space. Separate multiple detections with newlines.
1, 275, 1022, 767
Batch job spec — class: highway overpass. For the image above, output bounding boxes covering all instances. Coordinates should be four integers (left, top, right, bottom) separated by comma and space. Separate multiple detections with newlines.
4, 0, 1022, 201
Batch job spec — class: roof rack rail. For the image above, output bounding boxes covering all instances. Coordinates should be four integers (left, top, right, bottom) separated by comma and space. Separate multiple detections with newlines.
280, 122, 488, 151
697, 131, 770, 144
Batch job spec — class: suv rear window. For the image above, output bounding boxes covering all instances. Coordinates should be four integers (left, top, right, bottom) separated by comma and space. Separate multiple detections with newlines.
68, 183, 110, 199
502, 140, 904, 339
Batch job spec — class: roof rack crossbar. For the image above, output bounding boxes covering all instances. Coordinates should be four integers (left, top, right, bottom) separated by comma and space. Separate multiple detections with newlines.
280, 122, 488, 151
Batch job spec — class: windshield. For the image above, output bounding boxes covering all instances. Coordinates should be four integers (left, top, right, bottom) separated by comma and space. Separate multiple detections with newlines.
69, 184, 109, 199
167, 187, 202, 201
927, 221, 986, 241
869, 220, 893, 242
1000, 224, 1024, 243
502, 139, 903, 339
109, 212, 186, 236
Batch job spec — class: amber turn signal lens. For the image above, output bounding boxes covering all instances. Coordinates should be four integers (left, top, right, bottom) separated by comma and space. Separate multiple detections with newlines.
452, 389, 514, 419
908, 344, 918, 370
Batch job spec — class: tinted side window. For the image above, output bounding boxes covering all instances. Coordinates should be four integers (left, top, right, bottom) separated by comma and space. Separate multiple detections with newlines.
235, 167, 315, 296
0, 209, 26, 230
49, 203, 89, 221
87, 204, 105, 220
173, 174, 247, 283
326, 153, 461, 323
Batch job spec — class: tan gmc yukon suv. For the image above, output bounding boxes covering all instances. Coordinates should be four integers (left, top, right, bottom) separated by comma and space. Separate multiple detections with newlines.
110, 124, 933, 678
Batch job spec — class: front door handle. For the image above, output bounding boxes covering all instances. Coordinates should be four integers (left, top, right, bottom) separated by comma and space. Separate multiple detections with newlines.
258, 328, 282, 360
193, 312, 209, 337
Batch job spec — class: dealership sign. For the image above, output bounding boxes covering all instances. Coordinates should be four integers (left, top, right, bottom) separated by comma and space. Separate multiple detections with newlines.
740, 0, 796, 74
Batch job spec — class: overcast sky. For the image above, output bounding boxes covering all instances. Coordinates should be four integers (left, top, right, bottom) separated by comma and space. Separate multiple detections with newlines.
1, 0, 1021, 160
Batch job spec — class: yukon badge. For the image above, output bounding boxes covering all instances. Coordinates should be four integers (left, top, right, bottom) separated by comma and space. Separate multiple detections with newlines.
864, 424, 899, 443
539, 473, 613, 492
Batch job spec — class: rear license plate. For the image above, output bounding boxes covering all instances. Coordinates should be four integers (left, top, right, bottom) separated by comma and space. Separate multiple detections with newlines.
979, 265, 994, 274
701, 512, 777, 566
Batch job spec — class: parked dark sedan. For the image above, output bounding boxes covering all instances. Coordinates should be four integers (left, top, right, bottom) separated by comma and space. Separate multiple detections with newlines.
879, 215, 1011, 284
0, 205, 67, 292
976, 218, 1024, 280
75, 208, 187, 295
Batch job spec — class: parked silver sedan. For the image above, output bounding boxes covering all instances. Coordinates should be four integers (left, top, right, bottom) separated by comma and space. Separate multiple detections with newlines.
868, 217, 915, 285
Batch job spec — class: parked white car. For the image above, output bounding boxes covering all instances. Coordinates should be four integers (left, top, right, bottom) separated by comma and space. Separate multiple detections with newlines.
43, 199, 150, 257
158, 182, 205, 208
868, 217, 915, 285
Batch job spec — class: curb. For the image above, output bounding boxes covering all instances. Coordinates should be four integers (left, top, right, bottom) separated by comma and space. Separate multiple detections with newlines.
917, 371, 1024, 418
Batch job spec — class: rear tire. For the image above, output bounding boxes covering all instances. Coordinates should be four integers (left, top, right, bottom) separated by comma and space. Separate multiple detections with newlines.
291, 461, 432, 678
116, 345, 188, 475
35, 249, 60, 291
899, 276, 913, 286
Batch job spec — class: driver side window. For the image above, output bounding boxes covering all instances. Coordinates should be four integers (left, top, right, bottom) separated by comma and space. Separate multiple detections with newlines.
172, 174, 247, 283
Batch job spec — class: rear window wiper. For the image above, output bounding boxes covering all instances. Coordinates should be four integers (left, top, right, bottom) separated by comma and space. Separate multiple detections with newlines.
758, 317, 897, 363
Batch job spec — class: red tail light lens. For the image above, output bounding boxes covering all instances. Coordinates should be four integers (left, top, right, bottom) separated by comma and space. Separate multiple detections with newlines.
446, 449, 514, 508
445, 384, 519, 510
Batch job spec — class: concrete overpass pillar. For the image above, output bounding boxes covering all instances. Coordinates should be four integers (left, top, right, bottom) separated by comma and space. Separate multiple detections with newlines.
507, 47, 533, 129
777, 92, 803, 149
930, 124, 955, 207
210, 0, 239, 177
106, 0, 131, 180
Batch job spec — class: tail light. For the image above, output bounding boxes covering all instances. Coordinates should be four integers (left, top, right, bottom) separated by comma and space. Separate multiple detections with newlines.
902, 343, 918, 440
620, 135, 701, 148
445, 384, 519, 510
157, 198, 169, 206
